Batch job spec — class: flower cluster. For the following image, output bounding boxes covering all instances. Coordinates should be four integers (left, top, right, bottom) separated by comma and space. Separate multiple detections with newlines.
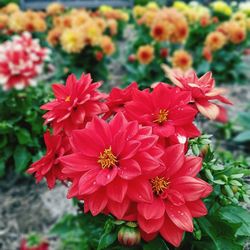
28, 69, 231, 247
47, 8, 116, 55
0, 4, 47, 34
0, 32, 50, 90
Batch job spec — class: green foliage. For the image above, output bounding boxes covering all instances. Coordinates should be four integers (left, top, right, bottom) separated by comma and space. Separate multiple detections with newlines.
0, 0, 19, 7
0, 84, 52, 177
234, 111, 250, 143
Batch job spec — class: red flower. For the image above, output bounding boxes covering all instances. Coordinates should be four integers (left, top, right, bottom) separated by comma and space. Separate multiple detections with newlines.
104, 82, 139, 119
124, 83, 200, 139
95, 51, 103, 61
41, 73, 107, 135
27, 131, 69, 189
60, 113, 164, 218
160, 48, 168, 58
162, 65, 232, 122
20, 238, 49, 250
0, 32, 50, 90
136, 144, 212, 247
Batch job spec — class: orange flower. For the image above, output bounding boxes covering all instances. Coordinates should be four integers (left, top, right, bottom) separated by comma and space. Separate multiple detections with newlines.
100, 36, 116, 55
228, 23, 246, 44
137, 45, 155, 65
202, 47, 213, 62
47, 28, 62, 46
107, 19, 118, 36
205, 31, 227, 51
170, 19, 189, 43
0, 14, 8, 30
46, 2, 65, 16
172, 50, 192, 71
150, 20, 172, 41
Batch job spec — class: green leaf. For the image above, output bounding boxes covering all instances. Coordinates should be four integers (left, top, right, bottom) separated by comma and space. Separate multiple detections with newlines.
218, 205, 250, 237
0, 160, 5, 177
14, 146, 31, 174
16, 128, 32, 145
143, 236, 169, 250
97, 233, 117, 250
234, 130, 250, 142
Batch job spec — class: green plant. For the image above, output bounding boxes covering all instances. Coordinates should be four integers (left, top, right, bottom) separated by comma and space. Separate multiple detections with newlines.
234, 110, 250, 143
0, 84, 52, 177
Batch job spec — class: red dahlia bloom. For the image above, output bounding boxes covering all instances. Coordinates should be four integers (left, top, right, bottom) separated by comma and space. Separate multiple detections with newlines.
136, 144, 212, 247
41, 73, 107, 135
104, 82, 139, 119
27, 131, 70, 189
59, 113, 164, 218
162, 65, 232, 123
124, 83, 200, 139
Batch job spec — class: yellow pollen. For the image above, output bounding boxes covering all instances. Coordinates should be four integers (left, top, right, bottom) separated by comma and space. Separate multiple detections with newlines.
154, 109, 169, 124
151, 176, 169, 195
65, 96, 71, 102
97, 146, 117, 169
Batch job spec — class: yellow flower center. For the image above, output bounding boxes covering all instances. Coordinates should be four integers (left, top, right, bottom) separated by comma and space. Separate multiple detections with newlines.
65, 96, 71, 102
151, 176, 169, 195
98, 146, 117, 169
154, 109, 169, 124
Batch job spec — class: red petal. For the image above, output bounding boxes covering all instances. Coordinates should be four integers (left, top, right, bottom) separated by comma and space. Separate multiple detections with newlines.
107, 198, 130, 219
118, 159, 141, 180
175, 156, 202, 177
160, 216, 184, 247
87, 190, 108, 216
137, 197, 165, 220
170, 176, 207, 201
138, 215, 164, 234
186, 200, 208, 217
127, 178, 153, 203
164, 189, 185, 206
96, 167, 118, 186
107, 178, 128, 202
165, 203, 193, 232
78, 169, 100, 195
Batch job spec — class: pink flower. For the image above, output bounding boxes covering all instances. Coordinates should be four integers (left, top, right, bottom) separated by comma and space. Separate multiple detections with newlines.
59, 113, 164, 218
162, 65, 232, 122
0, 32, 50, 90
41, 73, 107, 135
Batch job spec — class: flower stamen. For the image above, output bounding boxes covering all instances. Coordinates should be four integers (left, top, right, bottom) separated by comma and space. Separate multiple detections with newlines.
151, 176, 169, 195
154, 109, 169, 124
65, 96, 71, 102
98, 146, 117, 169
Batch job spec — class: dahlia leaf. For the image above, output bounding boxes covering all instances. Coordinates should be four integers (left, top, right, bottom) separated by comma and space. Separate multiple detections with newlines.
143, 236, 169, 250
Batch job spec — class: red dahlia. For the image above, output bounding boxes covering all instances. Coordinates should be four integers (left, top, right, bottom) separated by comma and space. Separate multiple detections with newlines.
136, 144, 212, 247
27, 131, 70, 189
41, 73, 107, 135
59, 112, 164, 218
124, 83, 200, 138
163, 66, 232, 122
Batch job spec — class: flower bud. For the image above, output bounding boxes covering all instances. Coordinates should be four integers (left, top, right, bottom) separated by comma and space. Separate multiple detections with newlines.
118, 223, 141, 247
160, 48, 168, 58
95, 51, 104, 61
128, 54, 136, 63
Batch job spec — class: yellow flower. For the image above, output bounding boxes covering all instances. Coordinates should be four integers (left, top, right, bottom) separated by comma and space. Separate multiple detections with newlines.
81, 20, 102, 46
137, 45, 154, 65
8, 12, 27, 32
146, 2, 159, 11
133, 6, 146, 18
173, 1, 190, 12
60, 28, 85, 53
2, 3, 19, 14
205, 31, 227, 51
232, 12, 247, 23
46, 2, 64, 16
172, 50, 192, 71
211, 1, 232, 16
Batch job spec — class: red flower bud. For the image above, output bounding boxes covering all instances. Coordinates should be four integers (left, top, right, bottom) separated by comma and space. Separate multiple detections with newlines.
160, 48, 168, 58
128, 54, 136, 63
118, 223, 141, 247
20, 236, 49, 250
95, 51, 103, 61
